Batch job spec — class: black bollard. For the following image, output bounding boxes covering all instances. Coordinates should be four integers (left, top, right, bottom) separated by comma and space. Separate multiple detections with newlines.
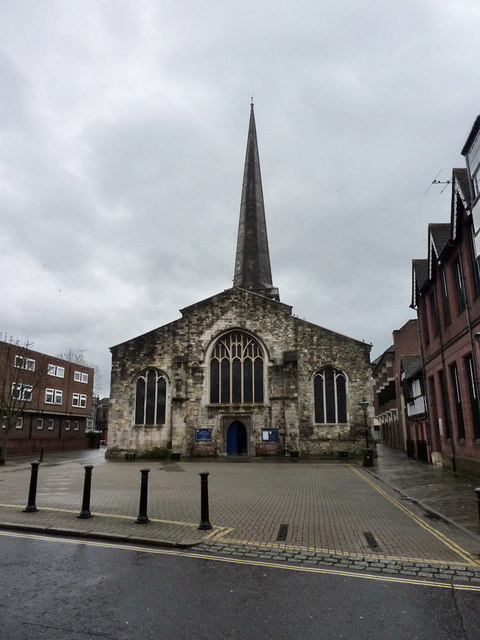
23, 461, 40, 512
136, 468, 150, 524
78, 465, 94, 519
39, 446, 44, 463
198, 471, 212, 530
475, 488, 480, 530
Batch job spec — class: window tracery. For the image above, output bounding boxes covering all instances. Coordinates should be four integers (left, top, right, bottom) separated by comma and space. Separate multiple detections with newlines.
210, 331, 264, 404
313, 366, 347, 424
134, 369, 167, 425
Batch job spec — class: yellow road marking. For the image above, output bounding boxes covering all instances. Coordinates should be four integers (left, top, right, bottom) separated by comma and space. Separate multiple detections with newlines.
1, 501, 476, 566
1, 529, 479, 592
212, 535, 472, 566
349, 467, 480, 566
0, 503, 233, 537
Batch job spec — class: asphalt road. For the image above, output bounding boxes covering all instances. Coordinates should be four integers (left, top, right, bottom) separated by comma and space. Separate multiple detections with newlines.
1, 531, 479, 640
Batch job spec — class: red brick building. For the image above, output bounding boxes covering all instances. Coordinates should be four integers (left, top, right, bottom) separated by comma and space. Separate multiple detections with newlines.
372, 320, 421, 452
411, 162, 480, 475
0, 340, 94, 457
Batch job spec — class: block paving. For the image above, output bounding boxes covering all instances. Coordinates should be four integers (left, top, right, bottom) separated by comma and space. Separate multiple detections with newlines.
1, 447, 480, 584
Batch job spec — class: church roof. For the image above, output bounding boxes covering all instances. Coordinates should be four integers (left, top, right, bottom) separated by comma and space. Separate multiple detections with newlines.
233, 103, 279, 301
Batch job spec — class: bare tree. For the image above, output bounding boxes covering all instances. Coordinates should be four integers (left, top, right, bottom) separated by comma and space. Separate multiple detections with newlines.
56, 348, 102, 396
0, 335, 44, 465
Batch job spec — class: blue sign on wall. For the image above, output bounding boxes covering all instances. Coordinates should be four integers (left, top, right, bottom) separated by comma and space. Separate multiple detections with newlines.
196, 428, 212, 441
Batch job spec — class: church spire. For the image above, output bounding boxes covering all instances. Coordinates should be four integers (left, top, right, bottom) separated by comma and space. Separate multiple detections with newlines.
233, 103, 279, 301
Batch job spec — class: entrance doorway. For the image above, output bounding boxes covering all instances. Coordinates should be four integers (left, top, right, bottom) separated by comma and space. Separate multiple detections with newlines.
226, 421, 248, 455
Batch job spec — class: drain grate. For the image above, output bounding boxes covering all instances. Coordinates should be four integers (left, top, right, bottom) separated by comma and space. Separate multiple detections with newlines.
276, 524, 289, 541
363, 531, 382, 552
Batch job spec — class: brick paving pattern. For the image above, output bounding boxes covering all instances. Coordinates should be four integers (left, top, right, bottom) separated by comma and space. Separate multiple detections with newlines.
1, 447, 480, 584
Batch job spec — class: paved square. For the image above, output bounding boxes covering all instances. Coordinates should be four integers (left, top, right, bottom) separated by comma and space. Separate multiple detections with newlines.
1, 452, 478, 567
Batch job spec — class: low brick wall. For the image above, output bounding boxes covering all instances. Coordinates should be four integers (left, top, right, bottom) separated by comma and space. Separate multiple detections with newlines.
255, 442, 285, 456
192, 442, 218, 456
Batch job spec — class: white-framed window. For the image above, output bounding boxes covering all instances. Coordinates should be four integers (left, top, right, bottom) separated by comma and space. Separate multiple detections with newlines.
47, 419, 54, 430
74, 421, 79, 431
45, 388, 63, 405
72, 393, 87, 408
48, 364, 65, 378
87, 418, 93, 429
65, 420, 71, 431
2, 416, 23, 429
11, 383, 33, 401
74, 371, 88, 384
14, 355, 35, 371
36, 418, 43, 430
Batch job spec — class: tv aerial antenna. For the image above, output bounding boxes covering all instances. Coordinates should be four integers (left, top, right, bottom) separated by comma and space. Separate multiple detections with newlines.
423, 170, 451, 196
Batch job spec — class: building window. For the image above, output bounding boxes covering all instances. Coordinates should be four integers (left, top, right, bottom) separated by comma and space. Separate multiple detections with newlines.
45, 388, 63, 405
420, 297, 430, 345
209, 331, 264, 404
134, 369, 167, 425
440, 267, 451, 325
11, 383, 33, 401
47, 419, 54, 430
454, 258, 466, 313
438, 370, 451, 439
14, 355, 35, 371
464, 354, 480, 439
74, 371, 89, 384
74, 421, 79, 430
313, 367, 347, 424
430, 290, 440, 336
468, 226, 480, 297
15, 417, 23, 430
449, 363, 465, 440
72, 393, 87, 408
48, 364, 65, 378
37, 418, 43, 430
65, 420, 71, 431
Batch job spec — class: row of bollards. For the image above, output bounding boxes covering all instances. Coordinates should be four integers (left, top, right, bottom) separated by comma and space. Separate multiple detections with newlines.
22, 461, 212, 530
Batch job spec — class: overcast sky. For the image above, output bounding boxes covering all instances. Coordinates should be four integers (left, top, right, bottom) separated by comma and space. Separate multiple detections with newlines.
1, 1, 479, 395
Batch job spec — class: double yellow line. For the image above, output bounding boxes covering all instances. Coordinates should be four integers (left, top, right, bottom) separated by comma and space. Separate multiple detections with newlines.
350, 467, 480, 566
1, 529, 480, 592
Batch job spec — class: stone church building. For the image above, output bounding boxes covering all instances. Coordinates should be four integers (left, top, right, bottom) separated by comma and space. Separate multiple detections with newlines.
107, 106, 372, 458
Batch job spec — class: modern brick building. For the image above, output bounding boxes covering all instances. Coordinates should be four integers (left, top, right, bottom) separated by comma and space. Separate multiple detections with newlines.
0, 340, 94, 457
107, 105, 372, 459
411, 121, 480, 475
371, 320, 421, 453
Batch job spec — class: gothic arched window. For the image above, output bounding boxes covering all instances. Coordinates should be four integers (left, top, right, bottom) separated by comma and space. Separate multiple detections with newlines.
134, 369, 167, 425
313, 367, 347, 424
210, 331, 264, 404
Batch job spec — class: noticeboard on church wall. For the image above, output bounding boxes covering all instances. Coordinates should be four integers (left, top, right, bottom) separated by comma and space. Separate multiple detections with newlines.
262, 428, 279, 442
195, 428, 212, 441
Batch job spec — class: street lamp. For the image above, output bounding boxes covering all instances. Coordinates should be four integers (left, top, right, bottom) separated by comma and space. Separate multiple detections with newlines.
358, 397, 373, 466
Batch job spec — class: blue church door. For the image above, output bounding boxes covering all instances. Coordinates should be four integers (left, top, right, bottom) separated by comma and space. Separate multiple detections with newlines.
226, 421, 248, 455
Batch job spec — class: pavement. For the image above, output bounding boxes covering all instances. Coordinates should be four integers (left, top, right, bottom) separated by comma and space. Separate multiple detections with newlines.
1, 444, 480, 584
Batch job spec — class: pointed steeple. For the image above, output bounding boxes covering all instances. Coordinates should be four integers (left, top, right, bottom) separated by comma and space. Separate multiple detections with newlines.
233, 103, 279, 301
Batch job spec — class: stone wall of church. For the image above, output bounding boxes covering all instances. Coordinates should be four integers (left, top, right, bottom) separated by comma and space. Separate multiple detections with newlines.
107, 288, 372, 458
